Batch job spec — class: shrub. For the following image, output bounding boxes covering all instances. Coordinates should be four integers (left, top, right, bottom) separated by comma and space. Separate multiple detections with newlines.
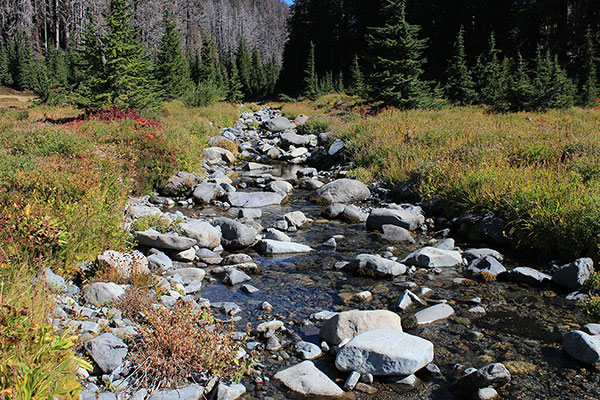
184, 81, 221, 108
578, 272, 600, 319
130, 215, 173, 234
296, 116, 331, 135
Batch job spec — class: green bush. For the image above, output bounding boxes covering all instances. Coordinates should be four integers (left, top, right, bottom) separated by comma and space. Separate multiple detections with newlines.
296, 115, 331, 135
184, 81, 221, 107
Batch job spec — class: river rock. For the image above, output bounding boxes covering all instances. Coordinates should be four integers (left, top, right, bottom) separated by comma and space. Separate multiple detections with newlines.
161, 171, 201, 197
311, 179, 370, 205
397, 289, 424, 310
328, 139, 345, 156
39, 267, 67, 291
284, 211, 309, 228
263, 117, 294, 133
203, 147, 236, 164
237, 208, 262, 219
217, 383, 246, 400
323, 203, 346, 218
467, 256, 506, 277
301, 178, 324, 190
462, 248, 504, 262
402, 247, 462, 268
349, 254, 407, 278
85, 333, 128, 374
192, 183, 226, 204
502, 267, 551, 286
281, 132, 310, 148
212, 218, 258, 250
432, 238, 455, 250
295, 341, 323, 360
147, 250, 173, 271
381, 224, 415, 244
226, 191, 285, 208
224, 268, 252, 286
320, 310, 403, 345
341, 204, 368, 222
414, 304, 455, 325
134, 229, 197, 251
126, 205, 162, 219
97, 250, 149, 279
164, 267, 206, 283
84, 282, 125, 305
478, 214, 510, 246
297, 167, 317, 178
335, 329, 434, 376
266, 180, 294, 193
552, 258, 594, 289
257, 239, 312, 254
222, 253, 254, 265
264, 228, 291, 242
366, 208, 425, 232
563, 330, 600, 365
274, 361, 344, 397
177, 220, 222, 249
452, 363, 511, 397
582, 324, 600, 336
147, 385, 205, 400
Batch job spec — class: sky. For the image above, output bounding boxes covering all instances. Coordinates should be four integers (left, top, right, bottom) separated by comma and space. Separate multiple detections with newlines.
283, 0, 294, 5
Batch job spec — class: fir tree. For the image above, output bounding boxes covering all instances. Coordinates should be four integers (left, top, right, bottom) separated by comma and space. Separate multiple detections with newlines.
76, 14, 108, 109
188, 51, 201, 84
349, 55, 365, 96
335, 70, 344, 93
33, 64, 51, 103
227, 61, 243, 103
365, 0, 433, 108
103, 0, 159, 109
445, 27, 476, 105
155, 9, 190, 100
46, 46, 68, 88
13, 33, 36, 90
507, 52, 535, 111
320, 70, 334, 94
532, 48, 575, 110
236, 38, 252, 97
302, 41, 319, 100
264, 56, 280, 97
250, 47, 266, 98
198, 35, 218, 84
0, 44, 11, 86
478, 33, 509, 107
578, 28, 598, 107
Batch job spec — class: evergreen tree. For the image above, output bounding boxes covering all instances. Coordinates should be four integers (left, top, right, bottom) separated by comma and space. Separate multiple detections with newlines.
188, 51, 201, 84
13, 33, 36, 90
250, 47, 267, 98
335, 70, 344, 93
0, 44, 11, 86
155, 9, 190, 100
320, 70, 334, 94
507, 52, 535, 111
264, 56, 280, 97
46, 47, 68, 88
349, 55, 365, 96
227, 61, 243, 103
33, 64, 51, 103
102, 0, 159, 109
477, 33, 509, 107
76, 14, 108, 109
365, 0, 433, 108
445, 27, 476, 105
236, 38, 252, 97
302, 41, 318, 100
532, 48, 575, 110
198, 35, 218, 84
578, 28, 598, 107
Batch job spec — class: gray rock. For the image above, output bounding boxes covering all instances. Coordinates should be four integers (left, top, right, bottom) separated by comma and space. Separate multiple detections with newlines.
202, 147, 236, 164
297, 167, 318, 178
563, 330, 600, 365
582, 323, 600, 336
503, 267, 551, 285
226, 191, 285, 208
311, 179, 370, 205
335, 329, 434, 376
320, 310, 403, 345
381, 225, 415, 244
467, 256, 506, 277
397, 289, 424, 310
341, 204, 369, 223
161, 171, 201, 196
414, 304, 455, 325
281, 132, 310, 148
222, 253, 254, 265
349, 254, 407, 278
224, 268, 252, 286
323, 203, 346, 219
310, 310, 339, 321
263, 117, 294, 133
284, 211, 309, 228
217, 383, 246, 400
237, 208, 262, 219
241, 284, 260, 294
177, 220, 222, 249
147, 251, 173, 271
301, 178, 324, 190
242, 162, 274, 171
366, 208, 425, 232
126, 205, 162, 219
452, 363, 511, 397
402, 247, 462, 268
344, 371, 361, 391
328, 139, 345, 156
163, 268, 206, 284
195, 248, 222, 264
266, 180, 294, 193
257, 239, 312, 254
478, 214, 509, 246
84, 333, 128, 374
552, 258, 594, 289
432, 238, 455, 250
97, 250, 149, 279
295, 341, 323, 360
264, 228, 291, 242
462, 248, 504, 262
212, 218, 258, 250
84, 282, 125, 305
134, 229, 197, 251
274, 361, 344, 397
474, 387, 499, 400
192, 183, 225, 205
148, 385, 205, 400
39, 267, 67, 291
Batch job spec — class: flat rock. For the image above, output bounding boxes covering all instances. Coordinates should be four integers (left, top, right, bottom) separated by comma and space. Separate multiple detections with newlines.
126, 205, 162, 219
217, 383, 246, 400
222, 253, 254, 265
366, 208, 425, 232
320, 310, 403, 345
502, 267, 551, 286
147, 385, 205, 400
263, 117, 294, 133
274, 361, 344, 397
335, 329, 434, 376
224, 268, 252, 286
192, 183, 225, 204
414, 304, 455, 325
402, 247, 462, 268
266, 180, 294, 193
552, 258, 594, 289
467, 256, 506, 277
164, 267, 206, 283
311, 179, 370, 205
84, 282, 125, 305
177, 220, 222, 249
258, 239, 313, 254
226, 191, 285, 208
212, 218, 258, 250
381, 225, 415, 244
203, 147, 236, 164
264, 228, 291, 242
563, 330, 600, 365
462, 248, 504, 262
295, 341, 323, 360
281, 132, 310, 148
85, 333, 128, 374
582, 324, 600, 336
349, 254, 407, 278
134, 229, 197, 251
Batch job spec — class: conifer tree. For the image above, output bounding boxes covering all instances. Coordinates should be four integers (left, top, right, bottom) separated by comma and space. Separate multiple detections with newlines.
227, 60, 243, 103
478, 33, 509, 107
188, 51, 201, 84
445, 27, 476, 105
302, 41, 319, 100
365, 0, 433, 108
349, 55, 365, 96
250, 47, 266, 98
320, 71, 334, 94
578, 28, 598, 107
14, 33, 36, 90
507, 52, 535, 111
532, 48, 575, 110
0, 44, 11, 86
33, 64, 51, 103
264, 56, 280, 97
76, 14, 108, 109
46, 47, 68, 88
103, 0, 158, 109
236, 38, 252, 97
155, 9, 190, 100
198, 35, 218, 84
335, 70, 344, 93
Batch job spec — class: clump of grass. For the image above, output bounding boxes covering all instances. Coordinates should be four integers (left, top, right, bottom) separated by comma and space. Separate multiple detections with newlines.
296, 115, 332, 135
130, 215, 173, 234
578, 272, 600, 319
211, 136, 239, 157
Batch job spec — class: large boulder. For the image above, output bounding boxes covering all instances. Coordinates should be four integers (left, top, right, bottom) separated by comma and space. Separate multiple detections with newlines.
366, 208, 425, 232
211, 218, 257, 250
274, 361, 344, 397
563, 330, 600, 365
97, 250, 149, 279
84, 282, 125, 305
177, 220, 222, 249
320, 310, 403, 345
552, 258, 594, 290
348, 254, 407, 278
335, 329, 434, 376
402, 247, 462, 268
263, 117, 294, 133
257, 239, 312, 254
202, 147, 236, 165
134, 229, 197, 251
160, 171, 201, 197
381, 224, 416, 244
310, 179, 370, 205
226, 192, 286, 208
280, 132, 310, 148
85, 333, 128, 374
192, 183, 226, 205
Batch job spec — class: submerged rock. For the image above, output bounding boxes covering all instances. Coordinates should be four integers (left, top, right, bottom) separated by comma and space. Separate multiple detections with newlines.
349, 254, 407, 278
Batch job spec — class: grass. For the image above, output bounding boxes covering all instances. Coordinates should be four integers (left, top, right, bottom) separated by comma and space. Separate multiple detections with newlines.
0, 94, 242, 398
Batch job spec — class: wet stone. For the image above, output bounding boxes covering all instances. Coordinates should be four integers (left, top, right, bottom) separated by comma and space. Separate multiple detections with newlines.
295, 341, 322, 360
414, 304, 455, 325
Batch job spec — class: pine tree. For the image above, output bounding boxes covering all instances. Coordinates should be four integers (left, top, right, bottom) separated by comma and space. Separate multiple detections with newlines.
76, 14, 108, 109
155, 9, 190, 100
14, 33, 36, 90
335, 70, 344, 93
478, 33, 509, 107
236, 38, 252, 97
445, 27, 476, 105
532, 48, 575, 110
578, 28, 598, 107
264, 56, 280, 97
250, 47, 266, 98
46, 46, 68, 88
227, 61, 243, 103
507, 52, 535, 111
198, 35, 218, 84
302, 41, 319, 100
320, 70, 334, 94
103, 0, 159, 109
549, 55, 575, 109
33, 64, 51, 103
349, 55, 365, 96
365, 0, 433, 108
0, 44, 11, 86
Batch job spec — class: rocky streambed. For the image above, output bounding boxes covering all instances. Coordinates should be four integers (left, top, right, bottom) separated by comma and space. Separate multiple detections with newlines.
42, 108, 599, 400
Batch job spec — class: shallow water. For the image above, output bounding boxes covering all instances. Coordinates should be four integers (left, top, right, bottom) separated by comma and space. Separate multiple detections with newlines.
180, 166, 598, 399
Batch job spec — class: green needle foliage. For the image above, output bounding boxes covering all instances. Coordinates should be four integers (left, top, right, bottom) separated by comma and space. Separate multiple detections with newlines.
76, 15, 108, 109
227, 61, 243, 103
302, 41, 318, 100
507, 52, 535, 111
155, 9, 191, 100
349, 55, 365, 97
476, 33, 509, 107
250, 47, 267, 98
236, 37, 252, 97
445, 27, 476, 105
578, 28, 598, 107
